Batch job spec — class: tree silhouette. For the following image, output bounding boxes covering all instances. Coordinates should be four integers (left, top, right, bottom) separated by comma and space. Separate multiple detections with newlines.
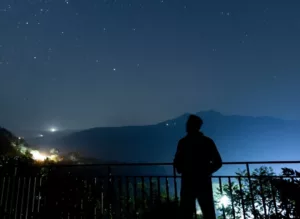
0, 127, 20, 156
272, 168, 300, 218
216, 166, 300, 219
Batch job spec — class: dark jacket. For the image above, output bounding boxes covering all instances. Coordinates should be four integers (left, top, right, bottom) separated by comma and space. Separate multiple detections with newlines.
173, 132, 222, 177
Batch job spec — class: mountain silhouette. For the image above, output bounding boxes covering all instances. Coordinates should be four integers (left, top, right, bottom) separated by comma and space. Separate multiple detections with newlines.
28, 110, 300, 163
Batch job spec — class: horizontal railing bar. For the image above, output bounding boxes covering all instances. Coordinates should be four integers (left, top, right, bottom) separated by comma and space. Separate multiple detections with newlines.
93, 175, 300, 179
15, 160, 300, 168
222, 160, 300, 165
1, 174, 299, 179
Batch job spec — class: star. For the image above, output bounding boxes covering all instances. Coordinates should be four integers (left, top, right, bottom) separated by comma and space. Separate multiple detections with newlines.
113, 68, 116, 71
33, 56, 37, 59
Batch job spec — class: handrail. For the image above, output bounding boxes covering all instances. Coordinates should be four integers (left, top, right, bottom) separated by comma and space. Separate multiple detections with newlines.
18, 160, 300, 168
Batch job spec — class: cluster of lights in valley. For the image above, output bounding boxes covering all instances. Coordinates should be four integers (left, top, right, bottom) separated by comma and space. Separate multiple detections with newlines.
29, 149, 59, 162
17, 127, 60, 162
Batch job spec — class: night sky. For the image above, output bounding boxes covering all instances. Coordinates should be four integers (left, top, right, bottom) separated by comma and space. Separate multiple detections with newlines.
1, 0, 300, 131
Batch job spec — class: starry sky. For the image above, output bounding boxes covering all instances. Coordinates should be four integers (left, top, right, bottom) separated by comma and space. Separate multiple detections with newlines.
1, 0, 300, 131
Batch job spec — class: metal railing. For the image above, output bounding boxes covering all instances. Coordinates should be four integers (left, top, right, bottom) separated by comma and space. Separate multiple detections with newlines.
1, 161, 300, 219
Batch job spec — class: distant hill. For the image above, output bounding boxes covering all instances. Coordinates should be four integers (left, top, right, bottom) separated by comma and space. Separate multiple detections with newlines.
33, 110, 300, 163
0, 127, 32, 157
25, 130, 78, 152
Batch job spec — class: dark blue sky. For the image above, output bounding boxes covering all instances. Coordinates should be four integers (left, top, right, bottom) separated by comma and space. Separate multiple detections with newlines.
1, 0, 300, 131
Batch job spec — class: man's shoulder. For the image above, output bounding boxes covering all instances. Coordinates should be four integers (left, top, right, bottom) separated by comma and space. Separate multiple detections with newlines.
202, 135, 213, 141
178, 133, 215, 143
178, 136, 187, 144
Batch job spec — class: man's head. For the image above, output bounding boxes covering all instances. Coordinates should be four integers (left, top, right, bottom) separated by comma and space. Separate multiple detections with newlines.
186, 114, 203, 133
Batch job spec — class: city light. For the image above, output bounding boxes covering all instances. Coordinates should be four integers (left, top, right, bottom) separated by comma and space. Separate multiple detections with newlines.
49, 127, 57, 132
29, 149, 60, 162
30, 150, 47, 161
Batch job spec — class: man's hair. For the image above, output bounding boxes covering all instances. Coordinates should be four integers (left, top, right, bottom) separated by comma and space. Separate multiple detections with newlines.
186, 114, 203, 133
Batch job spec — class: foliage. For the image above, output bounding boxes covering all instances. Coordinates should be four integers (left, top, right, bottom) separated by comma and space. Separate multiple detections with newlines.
273, 168, 300, 218
0, 127, 22, 157
0, 127, 34, 172
216, 166, 300, 219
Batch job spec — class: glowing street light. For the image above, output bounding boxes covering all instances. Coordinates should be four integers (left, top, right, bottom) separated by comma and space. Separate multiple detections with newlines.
219, 195, 230, 208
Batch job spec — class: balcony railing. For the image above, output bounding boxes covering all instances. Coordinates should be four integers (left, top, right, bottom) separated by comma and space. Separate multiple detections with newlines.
1, 161, 300, 219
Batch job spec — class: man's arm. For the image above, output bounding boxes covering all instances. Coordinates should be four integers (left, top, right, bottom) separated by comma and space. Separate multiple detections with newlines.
210, 139, 222, 174
173, 140, 184, 174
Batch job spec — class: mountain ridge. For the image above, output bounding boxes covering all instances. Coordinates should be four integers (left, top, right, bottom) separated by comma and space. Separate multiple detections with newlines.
25, 110, 300, 163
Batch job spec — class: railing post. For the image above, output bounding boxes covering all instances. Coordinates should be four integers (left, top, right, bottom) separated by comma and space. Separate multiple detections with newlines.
125, 176, 130, 215
218, 177, 226, 219
165, 177, 170, 202
133, 177, 138, 217
237, 176, 246, 219
228, 177, 236, 219
173, 166, 179, 204
9, 166, 18, 217
270, 177, 279, 218
149, 176, 153, 205
107, 165, 112, 218
246, 163, 256, 219
258, 177, 267, 218
157, 177, 161, 204
141, 176, 145, 210
118, 176, 123, 218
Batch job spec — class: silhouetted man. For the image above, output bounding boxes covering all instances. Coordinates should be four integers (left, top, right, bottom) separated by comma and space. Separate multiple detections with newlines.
173, 115, 222, 219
